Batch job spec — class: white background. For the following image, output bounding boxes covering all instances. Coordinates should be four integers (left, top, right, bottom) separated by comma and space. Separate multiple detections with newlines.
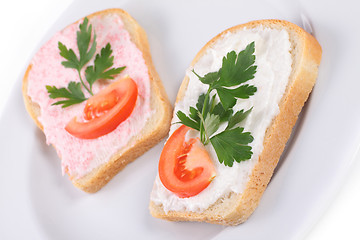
1, 0, 359, 239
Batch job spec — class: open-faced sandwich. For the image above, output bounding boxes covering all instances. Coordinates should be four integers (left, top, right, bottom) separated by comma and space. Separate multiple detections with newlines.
150, 19, 322, 225
23, 9, 172, 193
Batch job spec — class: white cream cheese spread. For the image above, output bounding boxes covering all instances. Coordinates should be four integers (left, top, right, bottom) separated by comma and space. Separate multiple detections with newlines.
151, 26, 292, 212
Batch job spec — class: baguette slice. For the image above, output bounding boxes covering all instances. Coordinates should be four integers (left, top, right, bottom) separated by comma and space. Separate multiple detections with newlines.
22, 9, 172, 193
149, 19, 322, 225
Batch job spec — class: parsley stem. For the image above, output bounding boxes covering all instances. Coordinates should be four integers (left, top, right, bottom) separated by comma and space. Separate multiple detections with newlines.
77, 70, 93, 96
198, 113, 212, 145
200, 87, 212, 144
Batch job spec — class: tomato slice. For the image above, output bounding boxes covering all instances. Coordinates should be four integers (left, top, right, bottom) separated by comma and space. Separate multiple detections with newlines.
159, 125, 216, 198
65, 76, 138, 139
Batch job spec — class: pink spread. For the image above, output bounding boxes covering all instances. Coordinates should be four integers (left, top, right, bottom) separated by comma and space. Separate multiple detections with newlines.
27, 14, 152, 178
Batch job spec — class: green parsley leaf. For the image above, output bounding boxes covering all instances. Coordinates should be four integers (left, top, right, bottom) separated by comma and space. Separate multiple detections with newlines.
77, 17, 97, 68
191, 42, 257, 110
85, 43, 126, 92
192, 70, 219, 85
58, 42, 80, 70
202, 113, 220, 144
215, 84, 257, 109
58, 17, 96, 72
47, 18, 125, 108
208, 94, 218, 115
189, 106, 200, 123
212, 102, 233, 122
176, 42, 258, 167
213, 42, 257, 109
215, 87, 237, 109
176, 111, 200, 131
175, 94, 205, 133
227, 84, 257, 99
46, 82, 86, 108
195, 94, 206, 114
218, 51, 237, 87
217, 41, 257, 87
210, 127, 253, 167
226, 108, 252, 130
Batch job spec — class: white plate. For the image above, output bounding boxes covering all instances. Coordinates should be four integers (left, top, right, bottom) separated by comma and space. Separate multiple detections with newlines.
1, 0, 360, 239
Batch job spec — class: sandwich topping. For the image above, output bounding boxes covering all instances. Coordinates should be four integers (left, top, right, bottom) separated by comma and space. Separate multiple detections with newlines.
64, 75, 138, 139
158, 42, 257, 198
152, 27, 292, 212
159, 125, 217, 198
46, 17, 138, 139
27, 14, 152, 178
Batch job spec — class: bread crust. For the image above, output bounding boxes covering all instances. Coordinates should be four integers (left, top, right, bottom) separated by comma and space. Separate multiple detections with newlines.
22, 8, 172, 193
150, 19, 322, 225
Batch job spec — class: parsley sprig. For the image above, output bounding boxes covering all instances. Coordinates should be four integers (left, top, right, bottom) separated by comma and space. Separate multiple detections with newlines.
46, 17, 125, 108
176, 42, 257, 167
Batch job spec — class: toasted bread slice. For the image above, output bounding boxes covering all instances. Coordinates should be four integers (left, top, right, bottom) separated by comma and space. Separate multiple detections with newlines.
22, 9, 172, 193
149, 19, 322, 225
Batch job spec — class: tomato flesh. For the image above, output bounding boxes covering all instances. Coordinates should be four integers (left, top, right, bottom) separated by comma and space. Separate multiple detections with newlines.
159, 125, 216, 198
65, 76, 138, 139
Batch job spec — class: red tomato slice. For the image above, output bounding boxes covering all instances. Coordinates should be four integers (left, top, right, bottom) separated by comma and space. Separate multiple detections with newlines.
159, 125, 216, 198
65, 76, 138, 139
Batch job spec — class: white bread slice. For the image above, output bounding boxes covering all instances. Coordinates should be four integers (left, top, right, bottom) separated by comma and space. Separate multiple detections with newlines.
149, 19, 322, 225
22, 9, 172, 193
